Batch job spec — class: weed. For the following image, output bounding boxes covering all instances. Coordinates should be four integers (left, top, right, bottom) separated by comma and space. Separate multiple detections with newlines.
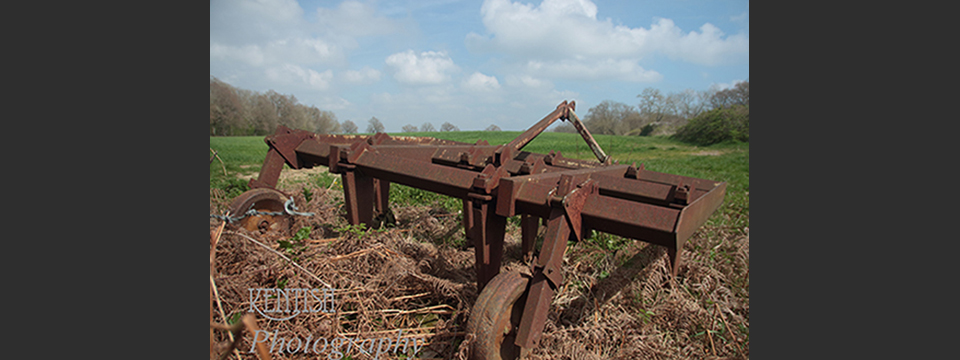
598, 270, 610, 280
277, 227, 310, 261
210, 176, 249, 199
336, 223, 370, 239
637, 309, 655, 324
302, 187, 313, 202
227, 312, 242, 325
390, 183, 461, 213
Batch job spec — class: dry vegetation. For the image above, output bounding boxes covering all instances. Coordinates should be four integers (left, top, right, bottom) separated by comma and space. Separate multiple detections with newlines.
209, 176, 749, 359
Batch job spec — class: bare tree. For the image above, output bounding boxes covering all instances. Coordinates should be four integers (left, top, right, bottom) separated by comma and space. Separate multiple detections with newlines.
210, 77, 245, 136
637, 88, 671, 125
671, 89, 708, 120
583, 100, 641, 135
250, 93, 279, 135
341, 120, 358, 134
401, 124, 418, 132
484, 124, 501, 131
420, 122, 436, 132
306, 107, 340, 134
366, 117, 385, 133
440, 122, 459, 132
706, 81, 749, 110
551, 122, 577, 133
209, 77, 344, 136
732, 80, 749, 106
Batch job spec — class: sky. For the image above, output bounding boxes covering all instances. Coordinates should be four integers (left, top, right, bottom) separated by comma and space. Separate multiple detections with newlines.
210, 0, 749, 132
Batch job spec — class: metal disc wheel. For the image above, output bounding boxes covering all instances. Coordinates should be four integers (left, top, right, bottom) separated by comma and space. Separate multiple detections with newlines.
227, 188, 291, 234
467, 271, 530, 360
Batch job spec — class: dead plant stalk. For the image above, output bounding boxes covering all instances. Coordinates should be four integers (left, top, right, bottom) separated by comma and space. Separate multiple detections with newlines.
227, 230, 333, 289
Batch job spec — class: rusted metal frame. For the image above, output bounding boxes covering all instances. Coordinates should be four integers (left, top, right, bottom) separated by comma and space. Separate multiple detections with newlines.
495, 165, 631, 217
311, 133, 472, 146
520, 214, 539, 263
508, 150, 603, 171
338, 164, 377, 228
590, 173, 702, 206
463, 193, 507, 292
504, 101, 571, 154
337, 144, 510, 291
668, 181, 727, 276
634, 169, 724, 194
249, 148, 286, 190
343, 146, 483, 200
373, 178, 390, 217
500, 173, 691, 248
514, 175, 595, 349
564, 108, 611, 165
578, 195, 680, 247
248, 127, 316, 190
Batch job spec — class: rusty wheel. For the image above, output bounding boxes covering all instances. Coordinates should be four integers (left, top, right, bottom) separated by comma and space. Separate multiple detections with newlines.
467, 271, 530, 360
227, 188, 291, 234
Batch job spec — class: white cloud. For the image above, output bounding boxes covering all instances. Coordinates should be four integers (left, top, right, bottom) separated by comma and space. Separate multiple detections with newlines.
211, 37, 346, 68
524, 59, 661, 82
504, 74, 551, 89
385, 50, 460, 85
710, 79, 746, 91
211, 0, 307, 45
265, 64, 333, 90
462, 72, 501, 92
465, 0, 749, 76
342, 66, 382, 84
210, 43, 265, 66
316, 0, 407, 37
318, 96, 352, 110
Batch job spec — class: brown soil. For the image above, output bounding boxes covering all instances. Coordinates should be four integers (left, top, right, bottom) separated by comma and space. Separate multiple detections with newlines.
209, 180, 749, 359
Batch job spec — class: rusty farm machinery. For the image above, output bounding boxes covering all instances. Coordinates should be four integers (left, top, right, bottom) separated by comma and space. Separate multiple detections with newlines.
222, 101, 727, 359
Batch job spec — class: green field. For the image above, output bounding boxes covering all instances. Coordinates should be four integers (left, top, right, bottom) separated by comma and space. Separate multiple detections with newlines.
211, 131, 748, 233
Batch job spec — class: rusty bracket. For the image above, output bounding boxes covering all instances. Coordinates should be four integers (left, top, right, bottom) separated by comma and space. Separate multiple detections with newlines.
471, 164, 509, 195
517, 157, 548, 176
264, 126, 316, 170
625, 162, 645, 179
557, 178, 597, 243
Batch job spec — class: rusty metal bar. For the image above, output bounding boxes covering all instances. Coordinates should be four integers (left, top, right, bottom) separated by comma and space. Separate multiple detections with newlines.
565, 108, 610, 164
249, 148, 285, 190
464, 194, 507, 291
504, 101, 570, 154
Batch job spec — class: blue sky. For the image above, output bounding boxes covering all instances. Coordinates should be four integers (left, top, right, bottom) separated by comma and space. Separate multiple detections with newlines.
210, 0, 749, 132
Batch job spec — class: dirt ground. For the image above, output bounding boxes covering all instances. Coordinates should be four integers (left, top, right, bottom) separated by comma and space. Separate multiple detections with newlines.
209, 175, 749, 359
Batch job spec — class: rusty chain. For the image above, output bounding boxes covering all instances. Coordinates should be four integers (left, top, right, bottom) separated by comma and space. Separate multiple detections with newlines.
210, 197, 315, 223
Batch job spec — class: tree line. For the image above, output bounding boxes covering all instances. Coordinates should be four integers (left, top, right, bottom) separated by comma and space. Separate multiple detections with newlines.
211, 75, 746, 142
554, 80, 749, 139
210, 77, 341, 136
210, 77, 498, 136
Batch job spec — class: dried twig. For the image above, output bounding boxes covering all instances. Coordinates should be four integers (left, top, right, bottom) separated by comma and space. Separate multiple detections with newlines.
227, 230, 333, 288
210, 221, 241, 360
390, 292, 431, 302
210, 314, 272, 360
242, 314, 272, 360
210, 148, 227, 176
328, 244, 383, 261
716, 302, 743, 356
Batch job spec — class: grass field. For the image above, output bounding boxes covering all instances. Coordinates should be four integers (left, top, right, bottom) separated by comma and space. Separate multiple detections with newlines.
209, 131, 749, 359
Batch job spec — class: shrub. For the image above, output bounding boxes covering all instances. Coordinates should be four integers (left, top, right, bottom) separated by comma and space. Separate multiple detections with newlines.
672, 105, 749, 145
